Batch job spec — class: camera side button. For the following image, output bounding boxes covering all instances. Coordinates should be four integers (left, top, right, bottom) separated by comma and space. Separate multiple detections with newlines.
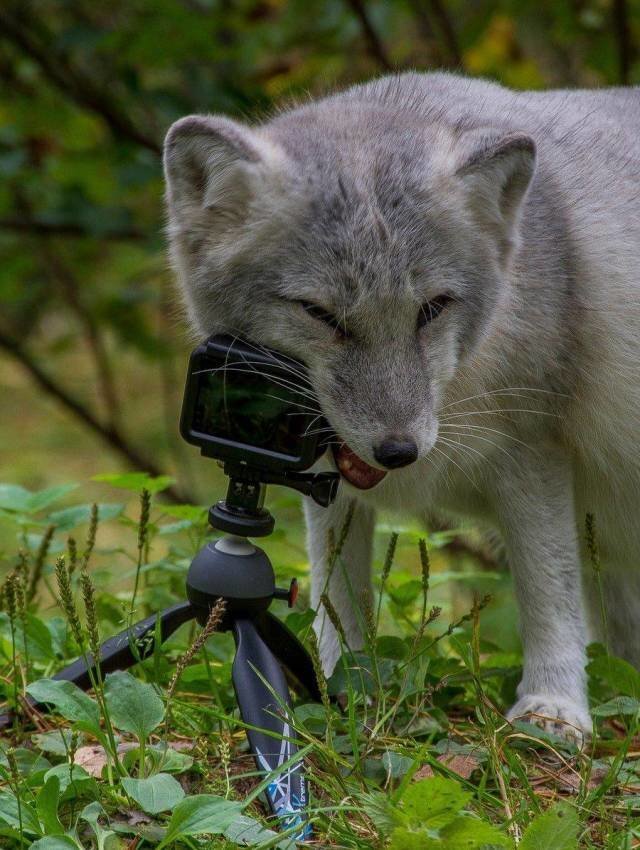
274, 578, 299, 608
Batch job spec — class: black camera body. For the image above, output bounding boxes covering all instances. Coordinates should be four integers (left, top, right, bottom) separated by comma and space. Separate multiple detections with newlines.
180, 334, 330, 472
180, 335, 340, 533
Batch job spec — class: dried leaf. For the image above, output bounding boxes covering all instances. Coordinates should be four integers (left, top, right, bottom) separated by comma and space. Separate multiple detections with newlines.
414, 753, 481, 782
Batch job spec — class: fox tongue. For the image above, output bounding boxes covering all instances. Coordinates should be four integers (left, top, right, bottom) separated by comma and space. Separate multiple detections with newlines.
333, 442, 387, 490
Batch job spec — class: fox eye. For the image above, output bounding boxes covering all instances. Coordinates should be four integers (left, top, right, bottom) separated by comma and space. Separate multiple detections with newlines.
299, 300, 348, 338
417, 295, 454, 328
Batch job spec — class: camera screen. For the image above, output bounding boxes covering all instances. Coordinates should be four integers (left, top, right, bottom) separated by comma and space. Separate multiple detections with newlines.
191, 360, 315, 460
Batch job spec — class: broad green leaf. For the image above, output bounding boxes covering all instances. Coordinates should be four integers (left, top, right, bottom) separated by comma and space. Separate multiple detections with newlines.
79, 801, 119, 850
440, 815, 511, 848
30, 838, 80, 850
157, 795, 243, 848
24, 614, 55, 660
150, 745, 193, 774
121, 772, 185, 814
388, 580, 423, 607
27, 679, 101, 736
328, 652, 394, 697
0, 483, 77, 515
32, 730, 79, 757
363, 758, 387, 783
389, 826, 433, 849
360, 789, 397, 835
223, 813, 293, 847
382, 751, 415, 779
36, 775, 64, 835
0, 612, 53, 660
390, 816, 511, 850
104, 671, 164, 740
397, 777, 472, 829
376, 636, 409, 660
294, 703, 327, 734
0, 484, 33, 512
92, 472, 174, 494
126, 743, 193, 775
0, 789, 43, 835
284, 608, 316, 635
0, 745, 51, 777
592, 696, 640, 716
46, 617, 70, 656
44, 764, 95, 798
160, 504, 207, 522
587, 656, 640, 699
25, 532, 65, 554
48, 503, 124, 531
158, 519, 193, 534
519, 803, 578, 850
26, 484, 79, 513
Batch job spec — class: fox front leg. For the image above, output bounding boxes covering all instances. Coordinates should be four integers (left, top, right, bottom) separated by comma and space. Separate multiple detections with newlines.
493, 444, 591, 742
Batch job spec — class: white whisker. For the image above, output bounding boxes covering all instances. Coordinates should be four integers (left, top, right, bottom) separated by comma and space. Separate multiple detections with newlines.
439, 422, 535, 452
440, 386, 569, 411
263, 394, 321, 415
195, 364, 317, 403
440, 408, 560, 420
439, 428, 520, 464
431, 442, 480, 492
438, 434, 500, 478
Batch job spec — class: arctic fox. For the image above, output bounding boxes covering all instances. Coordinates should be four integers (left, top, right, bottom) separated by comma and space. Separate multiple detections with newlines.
163, 73, 640, 739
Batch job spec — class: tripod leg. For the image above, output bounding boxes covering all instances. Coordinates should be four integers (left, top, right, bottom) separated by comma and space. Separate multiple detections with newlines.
0, 601, 195, 730
232, 618, 312, 841
257, 612, 321, 702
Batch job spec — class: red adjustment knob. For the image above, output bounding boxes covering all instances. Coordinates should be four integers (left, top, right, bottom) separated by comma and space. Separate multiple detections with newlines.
288, 578, 298, 608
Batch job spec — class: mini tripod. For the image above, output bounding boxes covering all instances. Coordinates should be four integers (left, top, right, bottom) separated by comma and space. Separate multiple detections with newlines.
0, 463, 340, 840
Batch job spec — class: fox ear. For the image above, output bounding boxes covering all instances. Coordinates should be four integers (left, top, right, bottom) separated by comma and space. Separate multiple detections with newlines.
455, 130, 536, 261
163, 114, 282, 227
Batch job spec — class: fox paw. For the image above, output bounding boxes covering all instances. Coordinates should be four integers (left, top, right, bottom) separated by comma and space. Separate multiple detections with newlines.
506, 694, 591, 746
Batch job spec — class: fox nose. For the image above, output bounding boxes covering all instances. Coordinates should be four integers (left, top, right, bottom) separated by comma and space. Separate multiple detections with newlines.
373, 436, 419, 469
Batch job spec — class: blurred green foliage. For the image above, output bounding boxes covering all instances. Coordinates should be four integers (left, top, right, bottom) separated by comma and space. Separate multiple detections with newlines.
0, 0, 638, 501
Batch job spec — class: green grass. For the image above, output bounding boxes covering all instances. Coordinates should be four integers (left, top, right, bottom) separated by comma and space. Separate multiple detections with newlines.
0, 474, 639, 849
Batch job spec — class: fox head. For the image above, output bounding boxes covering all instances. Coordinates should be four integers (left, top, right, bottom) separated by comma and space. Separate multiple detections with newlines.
163, 80, 535, 488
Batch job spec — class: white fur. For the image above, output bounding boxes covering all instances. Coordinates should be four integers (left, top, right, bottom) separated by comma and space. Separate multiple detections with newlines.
163, 73, 640, 738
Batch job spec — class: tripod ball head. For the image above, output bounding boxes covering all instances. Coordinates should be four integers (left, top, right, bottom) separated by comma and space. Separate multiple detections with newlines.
186, 536, 275, 625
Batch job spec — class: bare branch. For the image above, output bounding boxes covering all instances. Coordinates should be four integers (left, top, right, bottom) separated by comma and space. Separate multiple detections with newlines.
426, 0, 462, 68
343, 0, 393, 71
0, 8, 161, 155
406, 1, 438, 48
613, 0, 631, 84
0, 217, 145, 240
10, 187, 123, 430
0, 328, 190, 504
406, 0, 455, 68
43, 248, 123, 431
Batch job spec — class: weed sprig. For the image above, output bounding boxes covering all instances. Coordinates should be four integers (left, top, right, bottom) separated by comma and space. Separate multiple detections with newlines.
0, 484, 636, 848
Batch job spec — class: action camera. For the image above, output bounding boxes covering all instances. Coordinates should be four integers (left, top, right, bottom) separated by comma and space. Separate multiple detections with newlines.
180, 334, 331, 473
